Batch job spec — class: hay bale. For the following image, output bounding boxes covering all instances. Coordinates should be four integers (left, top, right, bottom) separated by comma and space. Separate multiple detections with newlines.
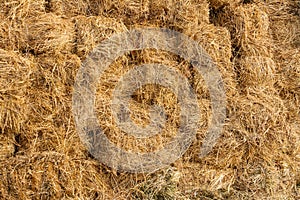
22, 13, 75, 54
0, 134, 15, 159
74, 16, 127, 59
0, 14, 25, 51
213, 4, 273, 57
0, 153, 112, 199
185, 24, 237, 97
48, 0, 94, 17
0, 49, 33, 133
235, 56, 276, 89
276, 50, 300, 94
94, 51, 184, 153
0, 0, 299, 198
149, 0, 210, 26
0, 0, 46, 18
207, 88, 297, 198
275, 50, 300, 120
254, 0, 297, 20
21, 53, 82, 153
90, 0, 210, 28
270, 15, 300, 49
0, 0, 46, 51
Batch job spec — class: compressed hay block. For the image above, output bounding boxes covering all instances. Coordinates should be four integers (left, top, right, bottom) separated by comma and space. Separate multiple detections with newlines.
0, 0, 46, 51
0, 49, 33, 133
185, 24, 238, 97
225, 90, 298, 199
0, 14, 25, 51
74, 16, 127, 59
270, 15, 300, 48
92, 24, 235, 155
84, 0, 210, 28
149, 0, 210, 26
94, 52, 182, 153
0, 0, 46, 18
23, 13, 75, 54
0, 134, 15, 159
275, 50, 300, 119
235, 56, 276, 88
214, 4, 273, 57
254, 0, 296, 20
230, 87, 287, 137
48, 0, 93, 17
0, 153, 112, 199
22, 53, 82, 153
277, 50, 300, 94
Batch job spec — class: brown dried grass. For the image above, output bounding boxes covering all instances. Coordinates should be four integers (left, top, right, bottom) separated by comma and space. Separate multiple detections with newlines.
23, 13, 75, 54
0, 0, 299, 199
0, 49, 33, 133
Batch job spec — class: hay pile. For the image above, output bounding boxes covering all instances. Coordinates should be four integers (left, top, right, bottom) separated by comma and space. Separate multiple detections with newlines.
0, 0, 299, 199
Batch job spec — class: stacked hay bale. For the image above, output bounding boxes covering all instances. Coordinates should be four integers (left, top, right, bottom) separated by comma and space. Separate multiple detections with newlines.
74, 16, 128, 59
0, 50, 33, 133
0, 152, 113, 199
262, 0, 300, 121
48, 0, 92, 17
207, 2, 299, 198
0, 0, 46, 17
0, 50, 34, 160
0, 0, 299, 199
0, 0, 46, 51
22, 14, 75, 54
0, 14, 24, 51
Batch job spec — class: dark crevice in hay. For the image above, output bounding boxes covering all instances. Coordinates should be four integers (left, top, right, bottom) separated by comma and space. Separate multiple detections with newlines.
242, 0, 253, 4
72, 17, 80, 56
290, 0, 300, 16
45, 0, 51, 13
21, 48, 42, 56
13, 134, 21, 155
231, 44, 242, 60
209, 5, 225, 26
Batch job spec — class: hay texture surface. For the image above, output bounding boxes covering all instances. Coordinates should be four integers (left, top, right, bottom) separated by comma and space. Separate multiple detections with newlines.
0, 0, 299, 199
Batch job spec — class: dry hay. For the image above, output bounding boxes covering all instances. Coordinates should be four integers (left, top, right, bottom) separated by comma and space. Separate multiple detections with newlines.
175, 86, 297, 198
0, 152, 113, 199
0, 0, 299, 199
212, 4, 273, 57
275, 49, 300, 120
0, 0, 46, 18
185, 23, 237, 97
74, 15, 127, 59
209, 0, 242, 9
0, 0, 46, 50
97, 0, 210, 29
0, 14, 25, 51
48, 0, 92, 17
21, 53, 82, 155
0, 49, 33, 133
0, 133, 15, 159
23, 13, 75, 54
235, 56, 276, 89
95, 49, 208, 153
